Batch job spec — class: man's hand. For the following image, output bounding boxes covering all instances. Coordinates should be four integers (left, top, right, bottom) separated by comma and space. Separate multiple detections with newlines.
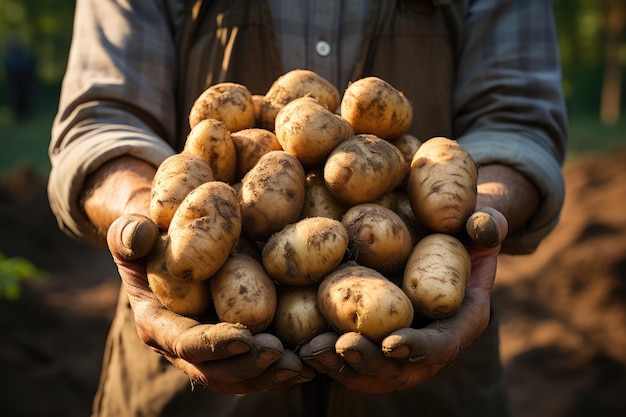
110, 240, 314, 392
298, 211, 506, 393
85, 156, 314, 394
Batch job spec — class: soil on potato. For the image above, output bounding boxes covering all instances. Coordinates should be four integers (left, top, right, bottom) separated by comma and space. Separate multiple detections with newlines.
1, 151, 625, 417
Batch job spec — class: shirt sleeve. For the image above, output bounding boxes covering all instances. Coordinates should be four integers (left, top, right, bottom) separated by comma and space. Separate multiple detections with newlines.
48, 0, 186, 246
453, 0, 568, 254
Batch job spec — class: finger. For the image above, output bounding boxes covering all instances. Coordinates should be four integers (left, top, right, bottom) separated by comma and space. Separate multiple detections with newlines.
300, 332, 340, 367
107, 213, 159, 260
465, 207, 508, 249
382, 285, 491, 365
174, 333, 284, 393
335, 332, 393, 378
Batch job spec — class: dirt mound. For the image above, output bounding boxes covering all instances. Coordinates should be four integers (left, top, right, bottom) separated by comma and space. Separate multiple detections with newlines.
0, 151, 625, 417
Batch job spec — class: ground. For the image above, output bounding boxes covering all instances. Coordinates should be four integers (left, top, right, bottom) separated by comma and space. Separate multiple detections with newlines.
0, 151, 625, 417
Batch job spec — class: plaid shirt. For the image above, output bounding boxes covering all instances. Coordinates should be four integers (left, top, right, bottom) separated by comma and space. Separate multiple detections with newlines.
49, 0, 567, 253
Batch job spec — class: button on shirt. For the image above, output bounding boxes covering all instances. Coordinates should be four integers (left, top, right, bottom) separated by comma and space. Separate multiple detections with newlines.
268, 0, 371, 89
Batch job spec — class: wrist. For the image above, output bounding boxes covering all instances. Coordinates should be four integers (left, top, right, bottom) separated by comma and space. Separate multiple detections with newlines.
82, 156, 156, 239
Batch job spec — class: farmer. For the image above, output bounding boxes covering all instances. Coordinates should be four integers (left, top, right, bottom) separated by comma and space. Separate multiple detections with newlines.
48, 1, 567, 416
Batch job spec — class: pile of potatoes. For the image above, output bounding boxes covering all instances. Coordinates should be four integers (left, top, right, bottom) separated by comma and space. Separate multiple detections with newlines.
142, 69, 479, 347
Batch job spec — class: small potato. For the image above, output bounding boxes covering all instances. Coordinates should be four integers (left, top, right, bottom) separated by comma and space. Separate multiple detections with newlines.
407, 137, 478, 234
230, 128, 283, 180
317, 262, 414, 342
166, 181, 242, 282
341, 203, 413, 276
273, 285, 329, 347
189, 82, 256, 132
210, 253, 277, 334
149, 153, 214, 231
183, 119, 237, 184
340, 77, 413, 139
402, 233, 471, 320
252, 94, 265, 126
260, 69, 341, 130
262, 217, 349, 286
324, 134, 407, 205
147, 235, 213, 317
374, 191, 428, 246
239, 150, 306, 241
300, 167, 347, 220
275, 96, 354, 166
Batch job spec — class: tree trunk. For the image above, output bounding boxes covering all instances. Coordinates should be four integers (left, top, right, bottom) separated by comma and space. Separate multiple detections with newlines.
600, 2, 625, 125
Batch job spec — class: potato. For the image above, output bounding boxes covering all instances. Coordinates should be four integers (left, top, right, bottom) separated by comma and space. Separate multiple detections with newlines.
324, 134, 407, 205
374, 191, 428, 246
300, 167, 347, 220
149, 153, 214, 231
407, 137, 478, 234
260, 69, 340, 130
189, 82, 255, 132
340, 76, 413, 139
262, 217, 349, 286
389, 133, 422, 165
341, 203, 413, 276
317, 262, 414, 342
147, 235, 213, 317
274, 96, 354, 166
402, 233, 471, 320
230, 128, 283, 180
252, 94, 265, 126
273, 285, 329, 347
183, 119, 237, 183
210, 253, 276, 334
165, 181, 241, 282
239, 150, 306, 241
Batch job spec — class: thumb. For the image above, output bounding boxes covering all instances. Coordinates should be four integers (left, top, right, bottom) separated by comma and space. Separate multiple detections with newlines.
107, 213, 159, 261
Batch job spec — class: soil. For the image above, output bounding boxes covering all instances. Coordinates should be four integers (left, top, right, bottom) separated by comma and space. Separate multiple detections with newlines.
0, 151, 625, 417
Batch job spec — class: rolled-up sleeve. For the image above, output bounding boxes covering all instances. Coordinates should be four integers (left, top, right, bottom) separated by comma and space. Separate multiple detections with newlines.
48, 0, 184, 245
453, 0, 568, 254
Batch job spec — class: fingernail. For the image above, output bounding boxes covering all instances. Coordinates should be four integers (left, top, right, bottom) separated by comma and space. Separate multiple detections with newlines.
274, 369, 297, 382
341, 349, 363, 365
227, 340, 250, 355
316, 350, 340, 367
389, 344, 411, 359
257, 349, 281, 367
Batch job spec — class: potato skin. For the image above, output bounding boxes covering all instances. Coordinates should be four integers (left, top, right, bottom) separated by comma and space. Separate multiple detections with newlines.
210, 253, 277, 334
165, 181, 242, 282
230, 128, 283, 181
275, 96, 354, 166
262, 217, 349, 286
324, 134, 407, 206
402, 233, 471, 320
273, 285, 329, 347
189, 82, 256, 132
341, 203, 413, 276
239, 150, 306, 241
317, 262, 414, 342
340, 77, 413, 139
183, 118, 237, 184
147, 235, 213, 317
407, 136, 478, 234
300, 167, 347, 220
149, 153, 214, 231
260, 69, 340, 130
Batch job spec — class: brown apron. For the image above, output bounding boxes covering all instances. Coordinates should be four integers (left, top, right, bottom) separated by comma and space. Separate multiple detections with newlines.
93, 1, 512, 416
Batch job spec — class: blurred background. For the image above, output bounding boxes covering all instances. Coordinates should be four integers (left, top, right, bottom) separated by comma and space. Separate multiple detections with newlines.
0, 1, 624, 417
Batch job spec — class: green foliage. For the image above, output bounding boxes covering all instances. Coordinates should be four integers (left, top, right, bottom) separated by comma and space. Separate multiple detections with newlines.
0, 0, 75, 84
0, 252, 45, 300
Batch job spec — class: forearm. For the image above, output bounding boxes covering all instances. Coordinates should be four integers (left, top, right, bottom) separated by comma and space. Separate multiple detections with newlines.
81, 156, 156, 243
